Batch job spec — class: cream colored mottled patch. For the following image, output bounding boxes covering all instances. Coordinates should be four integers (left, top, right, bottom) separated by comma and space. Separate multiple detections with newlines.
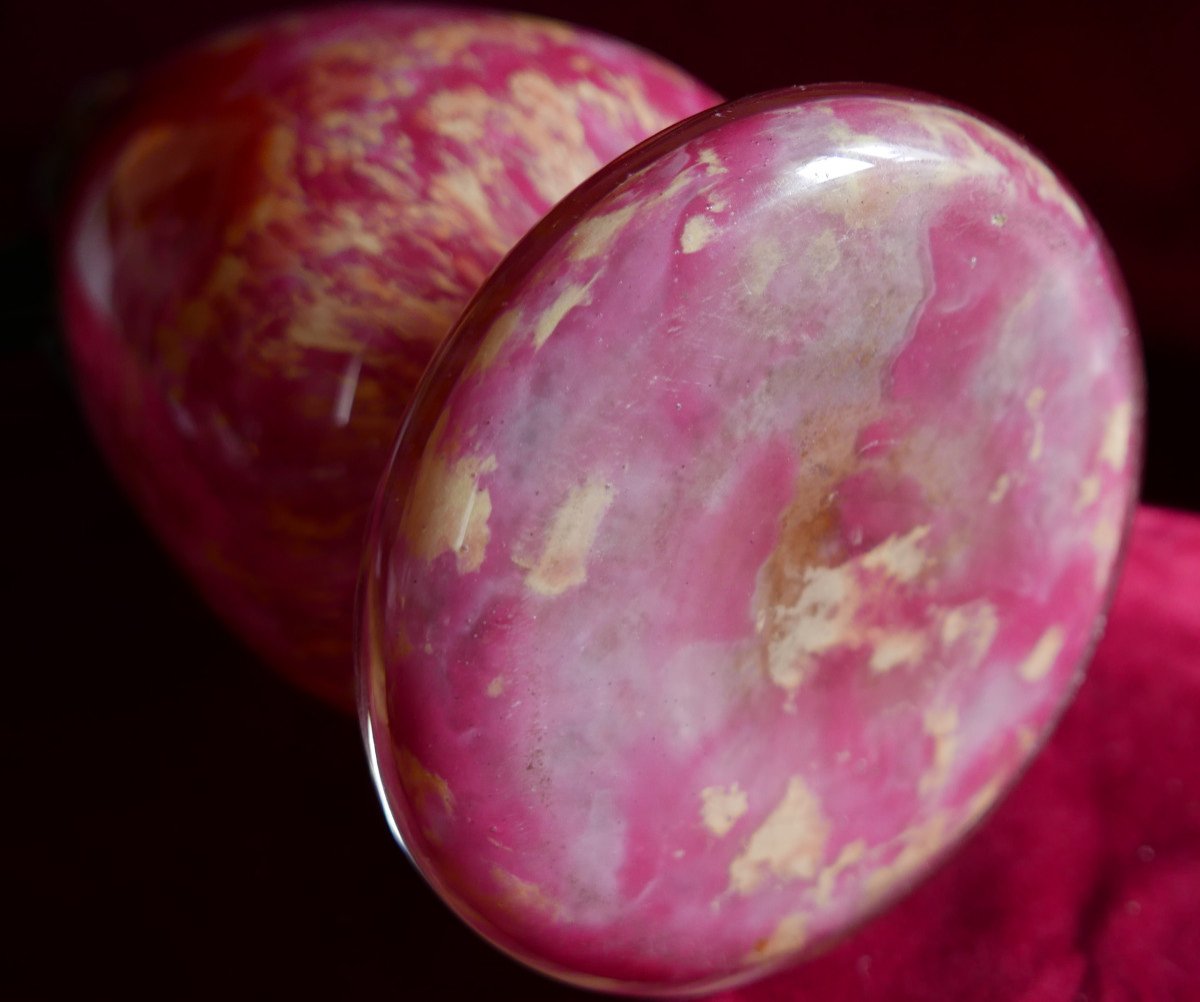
863, 810, 949, 902
814, 838, 867, 906
1092, 515, 1120, 586
746, 913, 808, 963
569, 203, 638, 261
763, 564, 858, 691
491, 867, 562, 920
700, 784, 749, 837
1075, 474, 1101, 513
398, 748, 454, 815
286, 296, 363, 353
533, 275, 599, 349
423, 85, 491, 143
869, 630, 927, 673
740, 237, 785, 299
522, 477, 615, 596
992, 213, 1007, 227
940, 601, 999, 667
486, 675, 505, 698
315, 206, 385, 256
860, 525, 933, 583
402, 420, 498, 573
964, 775, 1005, 827
806, 228, 841, 276
427, 163, 509, 255
729, 777, 830, 894
1026, 387, 1046, 462
1018, 626, 1065, 683
699, 147, 728, 175
919, 706, 959, 794
988, 473, 1011, 504
681, 214, 718, 254
1100, 402, 1133, 471
469, 308, 524, 374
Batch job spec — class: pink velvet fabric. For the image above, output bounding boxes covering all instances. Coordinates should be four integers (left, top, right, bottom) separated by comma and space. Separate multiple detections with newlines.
711, 505, 1200, 1001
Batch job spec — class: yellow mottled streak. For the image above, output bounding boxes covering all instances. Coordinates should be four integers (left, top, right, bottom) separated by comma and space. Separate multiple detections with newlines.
491, 867, 562, 920
398, 748, 455, 815
863, 811, 950, 902
728, 776, 829, 895
1018, 626, 1066, 683
469, 308, 524, 374
814, 839, 867, 907
1026, 386, 1046, 462
533, 276, 599, 349
919, 706, 959, 794
746, 913, 808, 963
988, 473, 1011, 504
1075, 474, 1101, 513
402, 416, 498, 573
700, 784, 749, 837
569, 204, 639, 261
1101, 402, 1133, 470
869, 630, 927, 673
681, 214, 718, 253
521, 477, 616, 596
939, 601, 999, 667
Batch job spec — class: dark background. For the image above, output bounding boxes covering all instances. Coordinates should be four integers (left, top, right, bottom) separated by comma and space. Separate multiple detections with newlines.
5, 1, 1198, 997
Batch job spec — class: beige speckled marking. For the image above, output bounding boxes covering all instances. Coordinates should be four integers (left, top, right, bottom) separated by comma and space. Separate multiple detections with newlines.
1018, 625, 1066, 682
919, 706, 959, 793
424, 85, 491, 143
860, 525, 932, 582
486, 675, 505, 698
1092, 515, 1120, 584
1026, 387, 1046, 462
403, 418, 498, 573
1075, 474, 1101, 512
521, 477, 615, 596
533, 275, 599, 349
763, 563, 857, 691
699, 147, 728, 175
681, 214, 718, 254
315, 205, 385, 255
700, 783, 749, 837
987, 473, 1011, 504
869, 630, 927, 673
398, 748, 455, 814
739, 237, 785, 300
569, 204, 639, 261
1101, 402, 1133, 470
746, 913, 808, 963
805, 228, 842, 276
470, 308, 524, 374
729, 776, 829, 894
490, 866, 562, 920
940, 601, 999, 666
863, 810, 950, 901
814, 838, 867, 906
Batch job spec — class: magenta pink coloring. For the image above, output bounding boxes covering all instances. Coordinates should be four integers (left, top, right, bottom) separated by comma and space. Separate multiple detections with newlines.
59, 5, 719, 708
360, 86, 1142, 993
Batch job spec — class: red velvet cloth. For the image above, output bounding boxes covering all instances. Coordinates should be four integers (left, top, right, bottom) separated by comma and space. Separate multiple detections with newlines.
713, 505, 1200, 1001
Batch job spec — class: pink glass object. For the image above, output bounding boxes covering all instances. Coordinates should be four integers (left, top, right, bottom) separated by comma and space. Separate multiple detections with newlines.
359, 86, 1142, 993
58, 5, 719, 709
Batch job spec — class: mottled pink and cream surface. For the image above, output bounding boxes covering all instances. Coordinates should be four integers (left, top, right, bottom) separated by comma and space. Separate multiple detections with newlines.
59, 5, 718, 708
361, 87, 1141, 993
